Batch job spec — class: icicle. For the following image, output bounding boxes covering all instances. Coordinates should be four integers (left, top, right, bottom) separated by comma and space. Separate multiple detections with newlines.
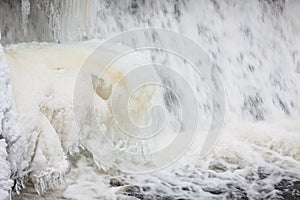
21, 0, 30, 35
30, 168, 66, 195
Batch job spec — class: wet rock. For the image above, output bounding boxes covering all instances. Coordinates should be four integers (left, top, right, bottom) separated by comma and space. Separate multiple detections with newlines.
109, 178, 124, 187
124, 185, 141, 193
275, 179, 300, 200
202, 187, 225, 195
208, 161, 228, 172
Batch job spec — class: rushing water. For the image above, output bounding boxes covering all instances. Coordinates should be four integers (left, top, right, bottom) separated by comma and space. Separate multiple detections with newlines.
1, 0, 300, 199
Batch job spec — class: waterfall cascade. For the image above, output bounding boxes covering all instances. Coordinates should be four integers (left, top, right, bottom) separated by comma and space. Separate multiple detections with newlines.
0, 0, 300, 199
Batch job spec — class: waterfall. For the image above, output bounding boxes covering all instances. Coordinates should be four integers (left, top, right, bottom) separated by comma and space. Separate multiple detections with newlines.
3, 0, 299, 120
0, 0, 300, 199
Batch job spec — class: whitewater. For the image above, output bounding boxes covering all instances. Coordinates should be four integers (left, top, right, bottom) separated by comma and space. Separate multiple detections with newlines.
0, 0, 300, 199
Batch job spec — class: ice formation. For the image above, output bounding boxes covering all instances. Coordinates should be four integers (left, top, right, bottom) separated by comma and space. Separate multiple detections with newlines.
3, 40, 162, 194
21, 0, 30, 35
0, 43, 34, 199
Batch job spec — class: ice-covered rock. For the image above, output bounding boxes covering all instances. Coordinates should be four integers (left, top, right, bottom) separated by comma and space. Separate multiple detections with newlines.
3, 40, 159, 194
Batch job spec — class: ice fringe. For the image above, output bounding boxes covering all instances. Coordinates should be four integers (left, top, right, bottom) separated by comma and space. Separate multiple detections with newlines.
30, 168, 66, 195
